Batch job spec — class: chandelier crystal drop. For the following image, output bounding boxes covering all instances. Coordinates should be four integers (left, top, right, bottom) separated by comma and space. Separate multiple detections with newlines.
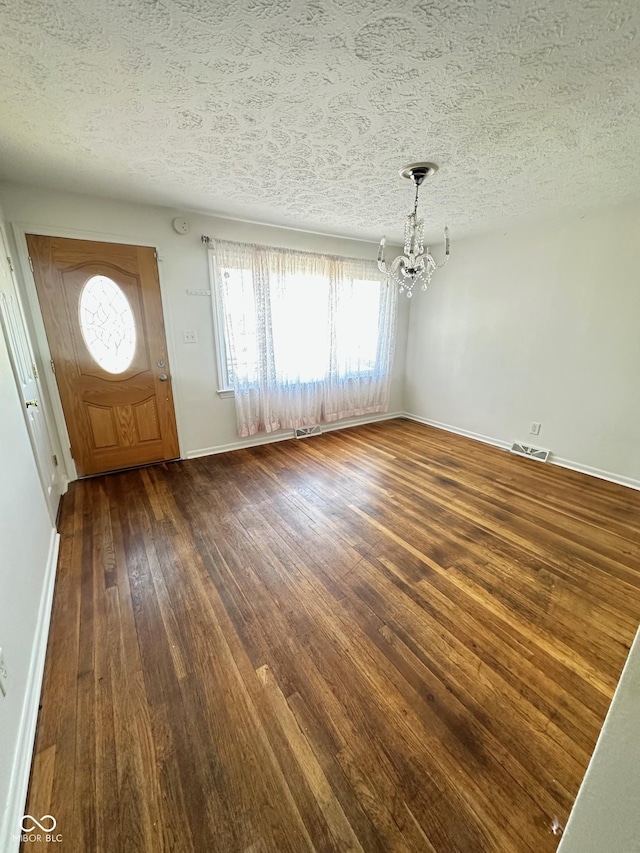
378, 162, 450, 298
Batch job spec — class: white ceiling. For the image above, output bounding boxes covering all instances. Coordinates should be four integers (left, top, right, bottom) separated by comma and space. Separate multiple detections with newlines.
1, 0, 639, 242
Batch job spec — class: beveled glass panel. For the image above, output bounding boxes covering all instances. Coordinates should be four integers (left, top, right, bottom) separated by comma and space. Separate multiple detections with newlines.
79, 275, 136, 374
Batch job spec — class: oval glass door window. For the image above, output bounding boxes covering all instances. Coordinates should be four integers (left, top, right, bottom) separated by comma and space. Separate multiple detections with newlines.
79, 275, 137, 374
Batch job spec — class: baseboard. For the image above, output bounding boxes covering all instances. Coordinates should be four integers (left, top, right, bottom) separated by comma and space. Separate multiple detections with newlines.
550, 456, 640, 492
0, 529, 60, 853
403, 413, 640, 492
320, 411, 403, 434
186, 411, 404, 459
187, 431, 292, 459
403, 413, 511, 452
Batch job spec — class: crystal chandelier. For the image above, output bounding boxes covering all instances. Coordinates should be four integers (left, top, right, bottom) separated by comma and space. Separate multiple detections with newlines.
378, 162, 450, 298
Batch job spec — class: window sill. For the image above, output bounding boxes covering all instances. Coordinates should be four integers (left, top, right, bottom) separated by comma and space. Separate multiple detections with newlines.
218, 388, 235, 398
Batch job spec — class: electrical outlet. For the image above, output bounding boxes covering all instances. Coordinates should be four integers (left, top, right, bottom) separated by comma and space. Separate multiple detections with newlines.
183, 330, 198, 344
530, 422, 541, 435
0, 648, 7, 697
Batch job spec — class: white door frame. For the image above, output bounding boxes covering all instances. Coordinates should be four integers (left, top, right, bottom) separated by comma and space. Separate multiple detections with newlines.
10, 222, 186, 481
0, 224, 65, 519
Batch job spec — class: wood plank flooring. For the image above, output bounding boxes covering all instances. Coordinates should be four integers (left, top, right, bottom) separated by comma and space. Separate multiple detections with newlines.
22, 419, 640, 852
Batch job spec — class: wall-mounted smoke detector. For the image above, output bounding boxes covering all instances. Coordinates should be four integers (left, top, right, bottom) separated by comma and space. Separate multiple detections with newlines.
510, 442, 550, 462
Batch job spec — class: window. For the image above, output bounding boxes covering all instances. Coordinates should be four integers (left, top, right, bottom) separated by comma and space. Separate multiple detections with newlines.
79, 275, 136, 374
217, 266, 383, 388
209, 240, 396, 436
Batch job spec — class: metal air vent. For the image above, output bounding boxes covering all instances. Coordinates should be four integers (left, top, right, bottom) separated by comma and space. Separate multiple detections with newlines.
295, 425, 322, 439
510, 442, 550, 462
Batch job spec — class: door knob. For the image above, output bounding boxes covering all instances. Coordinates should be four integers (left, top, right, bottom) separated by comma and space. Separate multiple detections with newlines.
158, 373, 168, 381
25, 399, 39, 408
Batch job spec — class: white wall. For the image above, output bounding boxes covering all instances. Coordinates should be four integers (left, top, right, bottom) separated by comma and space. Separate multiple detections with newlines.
0, 184, 409, 468
558, 626, 640, 852
0, 199, 57, 849
405, 201, 640, 485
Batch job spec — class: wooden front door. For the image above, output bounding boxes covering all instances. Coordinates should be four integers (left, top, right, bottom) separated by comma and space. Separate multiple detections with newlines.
27, 235, 180, 477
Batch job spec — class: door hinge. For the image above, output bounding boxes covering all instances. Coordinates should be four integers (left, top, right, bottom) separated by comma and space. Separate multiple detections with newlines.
69, 445, 74, 459
52, 454, 58, 467
6, 255, 14, 273
28, 255, 34, 273
50, 358, 56, 374
32, 363, 39, 379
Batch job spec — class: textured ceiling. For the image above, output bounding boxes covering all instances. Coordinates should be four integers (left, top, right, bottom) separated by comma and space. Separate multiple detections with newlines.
1, 0, 639, 241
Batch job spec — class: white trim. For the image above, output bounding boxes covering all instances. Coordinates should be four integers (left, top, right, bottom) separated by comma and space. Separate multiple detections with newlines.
321, 411, 402, 432
9, 222, 186, 478
151, 247, 187, 465
403, 413, 511, 451
194, 212, 383, 245
403, 413, 640, 492
10, 224, 76, 479
0, 224, 66, 518
186, 411, 403, 459
12, 220, 163, 247
550, 455, 640, 492
187, 430, 294, 459
0, 529, 60, 853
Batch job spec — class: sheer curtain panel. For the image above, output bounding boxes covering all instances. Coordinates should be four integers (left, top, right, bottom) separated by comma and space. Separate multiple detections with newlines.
214, 240, 397, 437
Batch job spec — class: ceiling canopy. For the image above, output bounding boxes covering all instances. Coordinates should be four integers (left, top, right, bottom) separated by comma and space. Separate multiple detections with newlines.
1, 0, 639, 241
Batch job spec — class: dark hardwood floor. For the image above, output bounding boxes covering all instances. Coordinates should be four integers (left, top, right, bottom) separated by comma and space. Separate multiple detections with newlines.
23, 418, 640, 852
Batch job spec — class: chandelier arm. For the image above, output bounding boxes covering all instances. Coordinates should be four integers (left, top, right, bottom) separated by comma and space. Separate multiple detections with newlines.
390, 256, 406, 277
377, 237, 389, 275
434, 226, 451, 269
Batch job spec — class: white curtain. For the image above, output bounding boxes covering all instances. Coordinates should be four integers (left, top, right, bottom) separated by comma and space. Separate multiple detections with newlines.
214, 240, 397, 438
